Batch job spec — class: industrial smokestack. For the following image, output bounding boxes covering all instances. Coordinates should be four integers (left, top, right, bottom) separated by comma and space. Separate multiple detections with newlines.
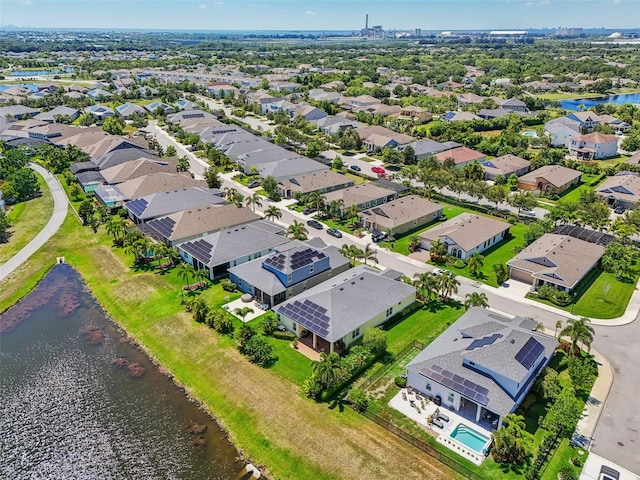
366, 13, 369, 29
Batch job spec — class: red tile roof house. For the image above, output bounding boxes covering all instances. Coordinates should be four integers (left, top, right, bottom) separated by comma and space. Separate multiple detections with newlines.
518, 165, 581, 194
569, 132, 619, 160
434, 146, 486, 167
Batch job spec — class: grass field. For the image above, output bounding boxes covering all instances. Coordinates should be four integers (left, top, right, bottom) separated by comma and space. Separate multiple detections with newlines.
0, 214, 459, 480
0, 171, 53, 264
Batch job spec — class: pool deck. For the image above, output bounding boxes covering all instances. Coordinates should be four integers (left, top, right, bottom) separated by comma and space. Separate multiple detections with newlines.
389, 389, 492, 465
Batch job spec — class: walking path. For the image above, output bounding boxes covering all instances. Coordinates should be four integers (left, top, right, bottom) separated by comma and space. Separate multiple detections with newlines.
0, 163, 68, 282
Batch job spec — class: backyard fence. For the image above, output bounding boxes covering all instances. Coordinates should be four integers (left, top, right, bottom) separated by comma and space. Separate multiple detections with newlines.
358, 339, 425, 392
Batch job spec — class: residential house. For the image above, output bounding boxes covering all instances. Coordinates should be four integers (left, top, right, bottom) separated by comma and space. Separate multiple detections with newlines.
441, 111, 482, 123
518, 165, 581, 194
125, 187, 225, 224
358, 195, 443, 235
322, 183, 398, 215
0, 105, 39, 120
406, 307, 558, 430
100, 157, 179, 185
177, 219, 288, 279
507, 234, 605, 292
87, 88, 113, 100
295, 104, 327, 122
402, 139, 451, 160
569, 132, 618, 160
263, 99, 296, 117
145, 101, 175, 115
33, 106, 79, 123
246, 92, 277, 111
419, 212, 510, 259
167, 109, 218, 129
544, 117, 582, 148
481, 154, 530, 181
270, 81, 299, 93
275, 265, 416, 352
566, 111, 600, 132
84, 105, 115, 121
115, 102, 147, 119
434, 146, 486, 167
175, 99, 200, 111
228, 238, 351, 308
313, 116, 360, 135
396, 105, 432, 123
349, 95, 381, 110
456, 93, 487, 107
596, 172, 640, 210
496, 97, 528, 112
207, 82, 239, 97
356, 125, 414, 153
278, 170, 354, 199
625, 152, 640, 166
308, 88, 342, 104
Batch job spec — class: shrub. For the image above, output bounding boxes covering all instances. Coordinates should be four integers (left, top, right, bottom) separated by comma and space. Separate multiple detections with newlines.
537, 284, 572, 306
261, 314, 279, 336
272, 330, 296, 341
559, 464, 577, 480
520, 394, 537, 410
243, 335, 277, 368
348, 388, 370, 413
394, 376, 407, 388
220, 279, 237, 292
453, 259, 466, 268
362, 327, 387, 355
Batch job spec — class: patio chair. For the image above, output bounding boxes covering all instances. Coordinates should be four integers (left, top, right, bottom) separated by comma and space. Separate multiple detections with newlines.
436, 412, 449, 422
432, 418, 445, 429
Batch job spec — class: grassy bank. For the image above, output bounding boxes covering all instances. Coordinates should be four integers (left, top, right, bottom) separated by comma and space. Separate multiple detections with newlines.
0, 171, 53, 264
0, 213, 458, 480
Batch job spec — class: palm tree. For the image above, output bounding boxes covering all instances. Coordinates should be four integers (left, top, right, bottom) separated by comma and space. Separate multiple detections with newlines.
464, 292, 489, 310
329, 199, 345, 220
176, 262, 196, 286
176, 156, 190, 172
224, 187, 238, 204
438, 271, 460, 300
555, 320, 563, 338
194, 267, 210, 286
429, 238, 448, 263
559, 317, 595, 356
245, 192, 263, 212
234, 306, 254, 322
502, 413, 526, 436
185, 297, 209, 323
413, 272, 438, 302
344, 204, 360, 226
312, 352, 343, 388
286, 220, 308, 240
408, 235, 421, 253
466, 251, 485, 276
264, 205, 282, 222
360, 243, 377, 265
104, 215, 127, 245
307, 191, 325, 216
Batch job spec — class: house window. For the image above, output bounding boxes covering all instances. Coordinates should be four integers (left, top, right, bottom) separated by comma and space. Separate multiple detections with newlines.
277, 314, 281, 321
292, 322, 297, 331
426, 382, 432, 391
386, 307, 393, 317
309, 265, 314, 274
448, 392, 455, 403
351, 327, 360, 339
287, 274, 292, 283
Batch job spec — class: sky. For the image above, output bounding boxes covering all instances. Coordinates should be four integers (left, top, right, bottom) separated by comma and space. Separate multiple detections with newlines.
1, 0, 638, 31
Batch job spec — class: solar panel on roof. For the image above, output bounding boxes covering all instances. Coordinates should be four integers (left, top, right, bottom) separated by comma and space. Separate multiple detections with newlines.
425, 366, 489, 406
466, 333, 503, 351
515, 337, 544, 370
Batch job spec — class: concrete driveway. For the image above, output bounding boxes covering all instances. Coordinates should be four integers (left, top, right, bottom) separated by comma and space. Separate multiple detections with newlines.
0, 163, 68, 282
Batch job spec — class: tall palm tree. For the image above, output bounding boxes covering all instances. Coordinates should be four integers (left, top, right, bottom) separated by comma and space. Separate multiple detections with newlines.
329, 199, 345, 220
286, 220, 308, 240
264, 205, 282, 222
104, 215, 127, 245
234, 306, 254, 322
312, 352, 343, 388
224, 187, 238, 204
245, 192, 263, 212
176, 156, 190, 172
194, 267, 210, 286
438, 271, 460, 300
413, 272, 438, 302
360, 243, 377, 265
555, 320, 563, 338
429, 238, 448, 263
464, 292, 489, 310
176, 262, 196, 286
559, 317, 595, 356
307, 191, 325, 216
344, 204, 360, 226
502, 413, 526, 436
466, 251, 485, 276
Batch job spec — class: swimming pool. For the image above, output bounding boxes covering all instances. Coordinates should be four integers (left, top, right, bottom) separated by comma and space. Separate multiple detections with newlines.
522, 130, 538, 138
449, 423, 491, 453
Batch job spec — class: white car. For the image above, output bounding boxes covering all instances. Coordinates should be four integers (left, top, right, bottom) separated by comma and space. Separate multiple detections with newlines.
432, 268, 447, 276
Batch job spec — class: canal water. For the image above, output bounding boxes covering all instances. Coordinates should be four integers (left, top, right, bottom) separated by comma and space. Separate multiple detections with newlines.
560, 92, 640, 110
0, 264, 244, 480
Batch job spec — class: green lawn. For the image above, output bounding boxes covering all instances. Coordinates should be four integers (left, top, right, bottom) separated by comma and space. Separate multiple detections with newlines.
550, 174, 602, 204
539, 439, 585, 480
443, 223, 528, 287
0, 171, 53, 264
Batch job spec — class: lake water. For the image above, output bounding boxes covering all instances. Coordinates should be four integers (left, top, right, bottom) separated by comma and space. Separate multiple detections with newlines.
0, 264, 244, 480
560, 92, 640, 110
0, 84, 40, 92
9, 68, 74, 76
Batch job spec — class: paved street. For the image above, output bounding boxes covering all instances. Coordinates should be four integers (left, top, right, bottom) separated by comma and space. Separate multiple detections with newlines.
0, 163, 68, 282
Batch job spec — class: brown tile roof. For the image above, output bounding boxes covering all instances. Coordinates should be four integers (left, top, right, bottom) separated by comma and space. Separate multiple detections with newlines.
507, 234, 604, 290
280, 170, 354, 194
434, 146, 485, 165
518, 165, 581, 188
359, 195, 442, 228
481, 154, 530, 176
322, 183, 396, 208
419, 212, 510, 252
100, 157, 179, 184
571, 132, 618, 144
116, 172, 205, 199
158, 205, 260, 242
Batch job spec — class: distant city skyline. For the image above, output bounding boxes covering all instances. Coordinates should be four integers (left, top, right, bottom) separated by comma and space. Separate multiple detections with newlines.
1, 0, 638, 32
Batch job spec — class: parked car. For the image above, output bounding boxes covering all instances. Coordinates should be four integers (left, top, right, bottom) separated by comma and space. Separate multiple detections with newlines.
519, 208, 536, 218
614, 206, 625, 214
327, 228, 342, 238
307, 219, 323, 230
371, 166, 386, 174
436, 213, 447, 221
303, 206, 317, 215
350, 164, 361, 172
371, 231, 387, 243
432, 268, 447, 276
377, 172, 387, 179
247, 180, 261, 188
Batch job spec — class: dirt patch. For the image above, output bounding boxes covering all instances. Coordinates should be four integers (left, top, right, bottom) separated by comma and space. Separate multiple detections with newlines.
127, 362, 146, 378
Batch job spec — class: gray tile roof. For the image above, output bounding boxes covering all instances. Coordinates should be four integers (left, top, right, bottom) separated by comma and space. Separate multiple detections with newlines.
276, 265, 416, 343
124, 187, 224, 222
407, 308, 558, 417
419, 212, 510, 252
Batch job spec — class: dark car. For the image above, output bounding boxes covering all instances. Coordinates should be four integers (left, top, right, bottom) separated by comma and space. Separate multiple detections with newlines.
350, 164, 361, 172
307, 219, 323, 230
614, 206, 625, 214
327, 227, 342, 238
247, 180, 261, 188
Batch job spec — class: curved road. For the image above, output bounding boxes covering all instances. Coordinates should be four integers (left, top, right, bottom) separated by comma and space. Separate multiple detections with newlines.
0, 163, 68, 282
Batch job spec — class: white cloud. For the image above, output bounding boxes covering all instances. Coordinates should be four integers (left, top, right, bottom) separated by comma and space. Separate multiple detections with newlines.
213, 1, 223, 4
525, 1, 533, 5
305, 10, 316, 15
22, 0, 32, 5
199, 3, 206, 8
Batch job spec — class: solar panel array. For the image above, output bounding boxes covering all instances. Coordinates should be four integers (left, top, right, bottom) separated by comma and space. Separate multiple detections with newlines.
125, 198, 149, 217
180, 239, 214, 264
466, 333, 503, 351
553, 225, 614, 247
149, 216, 176, 239
264, 253, 286, 271
515, 337, 544, 370
425, 365, 489, 406
263, 248, 327, 273
278, 299, 330, 337
182, 113, 205, 119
